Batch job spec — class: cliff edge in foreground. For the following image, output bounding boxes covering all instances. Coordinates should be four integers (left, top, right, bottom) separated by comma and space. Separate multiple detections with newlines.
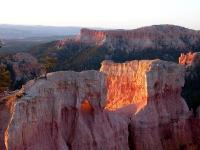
0, 59, 199, 150
4, 71, 128, 150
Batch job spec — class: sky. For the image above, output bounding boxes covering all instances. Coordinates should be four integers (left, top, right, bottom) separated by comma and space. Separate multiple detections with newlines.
0, 0, 200, 29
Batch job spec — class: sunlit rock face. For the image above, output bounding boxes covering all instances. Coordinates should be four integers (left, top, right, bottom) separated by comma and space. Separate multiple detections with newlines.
100, 59, 187, 113
4, 71, 128, 150
101, 60, 197, 150
100, 60, 149, 114
78, 25, 200, 52
77, 28, 107, 45
179, 52, 200, 67
179, 52, 197, 66
0, 89, 24, 149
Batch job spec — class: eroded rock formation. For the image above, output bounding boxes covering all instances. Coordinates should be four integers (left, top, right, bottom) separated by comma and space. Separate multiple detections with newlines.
159, 52, 200, 150
0, 59, 200, 150
3, 71, 128, 150
78, 25, 200, 52
0, 89, 24, 150
101, 60, 197, 150
179, 52, 200, 113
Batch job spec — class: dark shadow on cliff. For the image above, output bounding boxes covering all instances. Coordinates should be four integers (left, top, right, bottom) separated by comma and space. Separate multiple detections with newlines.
182, 66, 200, 116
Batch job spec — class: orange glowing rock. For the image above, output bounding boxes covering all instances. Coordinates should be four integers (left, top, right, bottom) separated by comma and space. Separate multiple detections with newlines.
81, 100, 93, 112
179, 52, 196, 65
101, 59, 198, 149
100, 60, 152, 114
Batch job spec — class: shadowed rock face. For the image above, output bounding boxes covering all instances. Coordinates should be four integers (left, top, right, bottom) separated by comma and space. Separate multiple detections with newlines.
0, 59, 200, 150
179, 52, 200, 147
6, 52, 42, 89
179, 52, 200, 113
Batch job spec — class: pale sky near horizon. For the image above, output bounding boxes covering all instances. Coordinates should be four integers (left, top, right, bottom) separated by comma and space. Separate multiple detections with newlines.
0, 0, 200, 29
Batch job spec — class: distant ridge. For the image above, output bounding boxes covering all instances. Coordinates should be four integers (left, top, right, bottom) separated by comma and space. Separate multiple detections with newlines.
0, 24, 81, 39
29, 24, 200, 72
78, 24, 200, 52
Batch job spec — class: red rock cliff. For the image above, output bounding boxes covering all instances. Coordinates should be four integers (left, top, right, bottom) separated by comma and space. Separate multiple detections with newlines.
78, 25, 200, 52
77, 28, 107, 45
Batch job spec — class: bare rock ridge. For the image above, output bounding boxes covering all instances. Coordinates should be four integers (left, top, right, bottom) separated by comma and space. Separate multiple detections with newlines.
0, 59, 200, 149
77, 25, 200, 52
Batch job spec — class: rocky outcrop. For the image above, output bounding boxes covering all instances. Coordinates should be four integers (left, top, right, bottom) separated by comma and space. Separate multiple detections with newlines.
78, 25, 200, 52
4, 71, 128, 150
0, 89, 24, 150
6, 52, 42, 89
179, 52, 200, 69
101, 60, 197, 150
178, 52, 200, 149
1, 59, 200, 150
179, 52, 198, 66
179, 52, 200, 113
77, 29, 107, 45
